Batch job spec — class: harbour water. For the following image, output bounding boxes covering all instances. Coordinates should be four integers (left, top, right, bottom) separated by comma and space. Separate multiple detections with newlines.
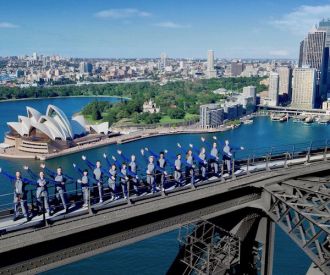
1, 97, 329, 274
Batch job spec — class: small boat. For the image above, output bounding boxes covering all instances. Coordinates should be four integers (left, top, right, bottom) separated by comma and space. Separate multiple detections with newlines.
243, 119, 253, 125
304, 116, 314, 124
279, 114, 289, 122
270, 113, 286, 121
318, 116, 330, 124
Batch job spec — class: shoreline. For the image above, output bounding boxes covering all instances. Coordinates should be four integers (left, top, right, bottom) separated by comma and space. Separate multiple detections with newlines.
0, 95, 131, 103
0, 125, 236, 161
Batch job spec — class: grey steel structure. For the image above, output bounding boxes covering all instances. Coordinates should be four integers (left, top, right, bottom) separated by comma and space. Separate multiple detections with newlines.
177, 220, 241, 274
1, 141, 330, 274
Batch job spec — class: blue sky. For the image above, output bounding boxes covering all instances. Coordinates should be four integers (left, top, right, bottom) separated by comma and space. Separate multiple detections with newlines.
1, 0, 330, 59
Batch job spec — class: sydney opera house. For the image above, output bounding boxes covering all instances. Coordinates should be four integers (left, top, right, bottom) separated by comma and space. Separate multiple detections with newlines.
5, 105, 110, 154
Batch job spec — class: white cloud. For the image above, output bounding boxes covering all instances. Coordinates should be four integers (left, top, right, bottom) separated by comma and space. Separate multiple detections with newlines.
154, 21, 191, 29
270, 4, 330, 35
269, 50, 290, 57
0, 22, 19, 28
95, 8, 151, 19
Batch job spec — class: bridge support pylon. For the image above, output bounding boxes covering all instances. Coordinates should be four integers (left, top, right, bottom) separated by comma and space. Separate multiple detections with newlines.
258, 218, 275, 275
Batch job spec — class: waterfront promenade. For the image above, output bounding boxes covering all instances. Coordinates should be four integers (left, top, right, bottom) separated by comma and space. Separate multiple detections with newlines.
0, 123, 235, 160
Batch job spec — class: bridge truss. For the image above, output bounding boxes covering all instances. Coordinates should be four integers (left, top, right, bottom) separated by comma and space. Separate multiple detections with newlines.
265, 180, 330, 274
177, 220, 240, 274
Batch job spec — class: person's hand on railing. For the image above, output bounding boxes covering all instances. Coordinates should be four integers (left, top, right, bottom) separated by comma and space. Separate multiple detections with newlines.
117, 150, 122, 155
82, 155, 86, 161
0, 168, 2, 173
112, 156, 117, 161
77, 179, 82, 183
189, 144, 193, 148
213, 136, 217, 140
164, 149, 168, 154
144, 147, 149, 151
40, 163, 46, 169
177, 143, 181, 148
201, 137, 205, 142
23, 165, 29, 170
240, 146, 245, 150
140, 149, 144, 156
73, 163, 76, 168
103, 153, 107, 159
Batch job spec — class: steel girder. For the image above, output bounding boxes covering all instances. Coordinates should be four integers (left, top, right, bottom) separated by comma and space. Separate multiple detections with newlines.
177, 220, 240, 275
264, 183, 330, 274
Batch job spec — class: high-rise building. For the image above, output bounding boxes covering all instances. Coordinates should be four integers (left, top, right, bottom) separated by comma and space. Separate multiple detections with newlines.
318, 19, 330, 48
160, 53, 167, 70
302, 29, 326, 70
230, 61, 244, 77
277, 66, 292, 97
268, 72, 279, 106
206, 50, 217, 78
15, 69, 24, 78
298, 40, 304, 67
200, 104, 224, 128
299, 27, 328, 105
86, 63, 93, 73
79, 62, 93, 74
32, 52, 38, 61
242, 86, 256, 105
291, 68, 317, 109
79, 62, 85, 73
318, 19, 330, 97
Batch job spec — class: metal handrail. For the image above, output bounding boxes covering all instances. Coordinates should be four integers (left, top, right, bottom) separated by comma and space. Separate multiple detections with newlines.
0, 139, 329, 234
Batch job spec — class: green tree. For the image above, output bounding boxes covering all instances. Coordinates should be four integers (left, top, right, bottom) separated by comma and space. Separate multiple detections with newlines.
92, 108, 102, 120
168, 108, 185, 119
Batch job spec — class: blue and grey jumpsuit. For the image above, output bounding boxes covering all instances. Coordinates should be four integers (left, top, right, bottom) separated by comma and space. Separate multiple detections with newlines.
14, 178, 28, 218
120, 167, 129, 198
147, 162, 156, 192
210, 147, 219, 174
108, 168, 117, 198
54, 174, 67, 210
199, 151, 207, 179
186, 155, 195, 185
93, 167, 103, 202
174, 158, 182, 185
36, 178, 50, 213
157, 158, 166, 187
81, 175, 89, 206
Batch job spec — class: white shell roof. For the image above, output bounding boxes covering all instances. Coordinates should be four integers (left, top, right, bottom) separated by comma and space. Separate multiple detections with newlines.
8, 104, 109, 141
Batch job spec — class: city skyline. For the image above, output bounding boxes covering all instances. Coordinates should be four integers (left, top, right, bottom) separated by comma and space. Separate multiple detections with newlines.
2, 0, 330, 58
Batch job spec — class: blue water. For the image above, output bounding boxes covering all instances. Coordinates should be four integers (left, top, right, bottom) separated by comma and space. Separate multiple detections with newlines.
0, 96, 121, 139
0, 97, 329, 274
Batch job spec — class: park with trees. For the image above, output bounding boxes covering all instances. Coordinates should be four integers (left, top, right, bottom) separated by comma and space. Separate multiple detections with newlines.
0, 77, 267, 126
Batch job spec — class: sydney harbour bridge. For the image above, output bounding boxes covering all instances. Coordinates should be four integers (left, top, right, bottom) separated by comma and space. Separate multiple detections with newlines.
0, 139, 330, 274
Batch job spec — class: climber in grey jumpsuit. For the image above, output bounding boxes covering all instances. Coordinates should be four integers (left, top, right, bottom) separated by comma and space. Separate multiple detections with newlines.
146, 156, 156, 193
